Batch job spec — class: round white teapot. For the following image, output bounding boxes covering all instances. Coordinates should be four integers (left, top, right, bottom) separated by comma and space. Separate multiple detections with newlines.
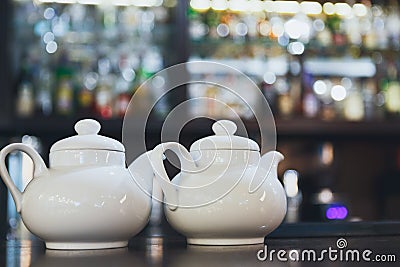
150, 120, 287, 245
0, 119, 154, 250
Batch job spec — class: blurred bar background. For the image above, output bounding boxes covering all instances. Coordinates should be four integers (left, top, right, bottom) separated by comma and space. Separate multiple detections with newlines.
1, 0, 400, 242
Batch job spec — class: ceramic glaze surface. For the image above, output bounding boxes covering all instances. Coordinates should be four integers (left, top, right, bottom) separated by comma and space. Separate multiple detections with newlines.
0, 119, 154, 250
150, 120, 287, 245
165, 156, 286, 245
21, 166, 151, 245
50, 150, 125, 167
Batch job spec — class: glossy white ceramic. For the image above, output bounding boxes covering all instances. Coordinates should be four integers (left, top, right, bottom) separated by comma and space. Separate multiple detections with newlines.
150, 120, 287, 245
0, 119, 154, 250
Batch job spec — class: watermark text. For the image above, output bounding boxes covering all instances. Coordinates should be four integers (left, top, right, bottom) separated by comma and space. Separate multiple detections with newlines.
257, 238, 396, 263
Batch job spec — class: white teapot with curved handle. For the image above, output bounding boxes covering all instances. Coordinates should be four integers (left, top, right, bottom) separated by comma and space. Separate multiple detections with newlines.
150, 120, 287, 245
0, 119, 154, 250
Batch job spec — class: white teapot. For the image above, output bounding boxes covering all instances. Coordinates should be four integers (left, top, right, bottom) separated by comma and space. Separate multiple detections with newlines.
150, 120, 287, 245
0, 119, 154, 250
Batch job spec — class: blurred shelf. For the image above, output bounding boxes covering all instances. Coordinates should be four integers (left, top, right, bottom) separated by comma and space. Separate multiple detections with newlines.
269, 221, 400, 238
275, 118, 400, 138
187, 56, 289, 76
2, 116, 400, 141
303, 58, 376, 78
0, 117, 124, 139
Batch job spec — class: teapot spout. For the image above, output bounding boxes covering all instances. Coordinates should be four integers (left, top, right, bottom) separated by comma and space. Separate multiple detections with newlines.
248, 151, 284, 194
128, 151, 154, 195
264, 151, 284, 168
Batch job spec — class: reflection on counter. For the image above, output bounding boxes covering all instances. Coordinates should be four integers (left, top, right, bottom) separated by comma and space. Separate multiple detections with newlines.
2, 233, 399, 267
30, 248, 146, 267
166, 244, 285, 267
6, 240, 34, 267
7, 240, 270, 267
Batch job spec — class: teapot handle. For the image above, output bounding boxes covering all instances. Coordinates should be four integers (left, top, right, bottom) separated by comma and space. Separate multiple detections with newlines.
0, 143, 48, 212
150, 142, 197, 210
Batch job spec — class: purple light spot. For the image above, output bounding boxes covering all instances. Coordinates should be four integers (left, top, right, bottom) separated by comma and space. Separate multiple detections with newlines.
326, 206, 348, 220
326, 207, 337, 219
337, 207, 348, 219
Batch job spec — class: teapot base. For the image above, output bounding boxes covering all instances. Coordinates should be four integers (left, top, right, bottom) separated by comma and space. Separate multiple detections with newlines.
45, 241, 128, 250
187, 237, 264, 246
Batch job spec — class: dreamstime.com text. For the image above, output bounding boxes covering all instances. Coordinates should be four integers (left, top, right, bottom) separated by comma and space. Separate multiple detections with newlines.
257, 238, 396, 263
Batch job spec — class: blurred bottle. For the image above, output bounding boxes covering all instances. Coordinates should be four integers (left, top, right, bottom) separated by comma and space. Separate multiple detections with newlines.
115, 90, 131, 118
36, 68, 53, 116
344, 81, 364, 121
205, 83, 218, 117
114, 77, 131, 118
205, 10, 220, 39
302, 85, 319, 118
95, 77, 114, 119
277, 94, 293, 119
150, 74, 169, 118
78, 86, 94, 116
16, 61, 35, 117
276, 78, 293, 118
56, 78, 74, 116
365, 5, 387, 50
386, 1, 400, 49
283, 170, 302, 223
326, 14, 346, 47
141, 47, 163, 80
364, 78, 386, 120
381, 62, 400, 116
95, 56, 114, 119
321, 102, 336, 121
55, 54, 75, 116
16, 82, 35, 118
189, 8, 209, 41
77, 69, 98, 116
260, 81, 277, 113
298, 72, 320, 118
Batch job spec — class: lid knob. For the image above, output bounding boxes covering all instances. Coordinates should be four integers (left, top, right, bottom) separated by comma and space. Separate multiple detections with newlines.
212, 120, 237, 136
74, 119, 101, 135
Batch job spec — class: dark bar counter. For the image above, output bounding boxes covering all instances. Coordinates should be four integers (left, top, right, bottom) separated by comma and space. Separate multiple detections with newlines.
1, 222, 400, 267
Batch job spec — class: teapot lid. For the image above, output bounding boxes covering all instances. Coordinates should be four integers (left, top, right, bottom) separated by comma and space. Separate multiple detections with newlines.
189, 120, 259, 152
50, 119, 125, 152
